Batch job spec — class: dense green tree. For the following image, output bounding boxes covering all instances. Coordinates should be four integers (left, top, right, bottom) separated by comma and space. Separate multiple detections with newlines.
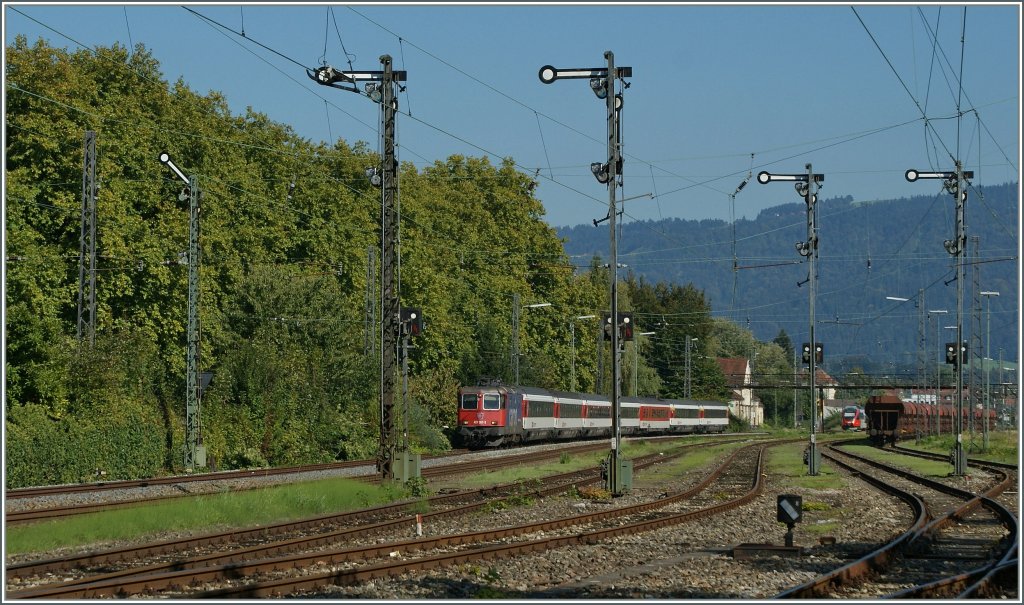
5, 38, 611, 485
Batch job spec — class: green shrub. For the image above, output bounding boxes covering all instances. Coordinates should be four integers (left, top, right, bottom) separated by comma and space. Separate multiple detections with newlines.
5, 403, 165, 488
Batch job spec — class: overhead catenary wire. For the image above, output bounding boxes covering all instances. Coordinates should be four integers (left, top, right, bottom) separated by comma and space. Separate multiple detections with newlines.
9, 7, 1015, 365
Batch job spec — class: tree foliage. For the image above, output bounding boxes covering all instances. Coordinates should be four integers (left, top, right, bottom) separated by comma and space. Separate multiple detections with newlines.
3, 38, 609, 486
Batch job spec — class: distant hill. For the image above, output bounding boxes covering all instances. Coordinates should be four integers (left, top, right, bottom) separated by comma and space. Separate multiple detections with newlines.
558, 182, 1019, 377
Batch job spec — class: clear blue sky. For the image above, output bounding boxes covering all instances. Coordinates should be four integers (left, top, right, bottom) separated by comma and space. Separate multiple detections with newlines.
4, 2, 1021, 228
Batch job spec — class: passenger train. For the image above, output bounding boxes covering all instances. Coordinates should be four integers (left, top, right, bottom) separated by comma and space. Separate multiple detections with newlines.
457, 382, 730, 448
864, 394, 996, 446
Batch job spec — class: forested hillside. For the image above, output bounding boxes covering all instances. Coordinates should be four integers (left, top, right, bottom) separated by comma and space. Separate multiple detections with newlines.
560, 183, 1019, 376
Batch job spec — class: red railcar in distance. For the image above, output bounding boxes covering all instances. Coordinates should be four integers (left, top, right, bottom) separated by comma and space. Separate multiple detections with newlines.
841, 405, 867, 431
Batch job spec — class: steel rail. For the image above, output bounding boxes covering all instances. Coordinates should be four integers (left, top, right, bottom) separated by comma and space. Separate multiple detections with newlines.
774, 443, 1014, 599
197, 445, 768, 598
12, 443, 766, 599
7, 437, 749, 586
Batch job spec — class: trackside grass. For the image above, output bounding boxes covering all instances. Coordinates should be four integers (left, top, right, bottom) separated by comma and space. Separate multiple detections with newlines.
449, 436, 738, 489
767, 441, 846, 490
5, 477, 406, 556
896, 431, 1018, 466
839, 444, 965, 478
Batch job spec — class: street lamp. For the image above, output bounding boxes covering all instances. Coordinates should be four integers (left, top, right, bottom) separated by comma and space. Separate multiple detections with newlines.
571, 315, 597, 392
980, 291, 999, 450
634, 331, 656, 396
512, 296, 551, 386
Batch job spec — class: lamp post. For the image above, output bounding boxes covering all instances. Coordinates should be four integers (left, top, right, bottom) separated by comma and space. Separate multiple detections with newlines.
571, 315, 597, 392
758, 164, 824, 475
512, 295, 551, 386
929, 310, 948, 436
634, 331, 656, 396
980, 291, 999, 450
540, 51, 632, 496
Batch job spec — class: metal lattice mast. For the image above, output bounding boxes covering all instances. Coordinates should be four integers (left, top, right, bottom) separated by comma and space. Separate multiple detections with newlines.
186, 175, 202, 470
604, 51, 625, 496
952, 164, 967, 475
159, 152, 202, 470
757, 163, 823, 475
305, 58, 407, 479
77, 130, 97, 348
539, 52, 631, 495
378, 55, 400, 480
904, 164, 972, 475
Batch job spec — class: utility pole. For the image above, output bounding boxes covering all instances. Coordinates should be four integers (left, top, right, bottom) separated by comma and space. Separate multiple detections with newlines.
159, 152, 204, 471
540, 51, 632, 495
78, 130, 97, 348
905, 165, 972, 475
309, 56, 407, 480
758, 164, 823, 474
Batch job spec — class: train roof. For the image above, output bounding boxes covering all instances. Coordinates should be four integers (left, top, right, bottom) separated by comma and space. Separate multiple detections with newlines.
460, 384, 727, 407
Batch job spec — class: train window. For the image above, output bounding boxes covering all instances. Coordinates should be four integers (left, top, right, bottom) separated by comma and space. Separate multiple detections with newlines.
588, 405, 611, 419
529, 400, 554, 417
639, 405, 669, 419
620, 406, 639, 419
483, 394, 501, 410
560, 402, 583, 418
460, 393, 478, 410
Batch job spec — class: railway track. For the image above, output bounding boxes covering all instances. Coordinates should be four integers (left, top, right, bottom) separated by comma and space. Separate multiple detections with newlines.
5, 434, 744, 526
7, 438, 761, 599
774, 441, 1017, 599
4, 442, 598, 525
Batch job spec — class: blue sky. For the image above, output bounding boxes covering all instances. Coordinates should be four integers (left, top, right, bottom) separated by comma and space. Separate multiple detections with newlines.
4, 2, 1021, 228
